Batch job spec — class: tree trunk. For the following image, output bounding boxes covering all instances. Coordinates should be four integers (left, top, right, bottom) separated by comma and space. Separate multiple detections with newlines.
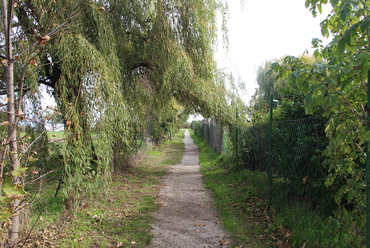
8, 60, 20, 245
1, 0, 21, 244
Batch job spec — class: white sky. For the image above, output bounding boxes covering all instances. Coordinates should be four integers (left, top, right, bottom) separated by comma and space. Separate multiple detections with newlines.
216, 0, 332, 104
190, 1, 332, 122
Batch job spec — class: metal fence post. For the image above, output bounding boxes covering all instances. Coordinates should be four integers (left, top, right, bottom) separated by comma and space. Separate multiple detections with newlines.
236, 107, 239, 168
210, 123, 213, 150
367, 70, 370, 248
269, 95, 273, 204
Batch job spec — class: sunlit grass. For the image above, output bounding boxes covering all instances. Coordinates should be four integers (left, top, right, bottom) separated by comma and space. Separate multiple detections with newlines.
47, 131, 65, 138
24, 130, 186, 247
190, 130, 268, 247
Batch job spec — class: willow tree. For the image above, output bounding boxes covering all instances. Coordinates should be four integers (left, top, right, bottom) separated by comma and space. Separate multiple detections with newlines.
107, 0, 240, 130
41, 0, 243, 201
0, 0, 135, 243
10, 0, 130, 191
0, 0, 95, 244
0, 0, 245, 243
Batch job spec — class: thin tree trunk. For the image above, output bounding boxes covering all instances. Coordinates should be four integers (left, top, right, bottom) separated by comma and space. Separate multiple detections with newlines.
1, 0, 21, 244
8, 53, 20, 248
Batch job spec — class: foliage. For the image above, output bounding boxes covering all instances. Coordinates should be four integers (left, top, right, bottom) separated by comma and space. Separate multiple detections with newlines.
0, 0, 248, 243
265, 0, 370, 245
255, 58, 287, 107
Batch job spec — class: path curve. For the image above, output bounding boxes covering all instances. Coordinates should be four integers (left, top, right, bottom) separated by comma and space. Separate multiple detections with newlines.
148, 130, 229, 247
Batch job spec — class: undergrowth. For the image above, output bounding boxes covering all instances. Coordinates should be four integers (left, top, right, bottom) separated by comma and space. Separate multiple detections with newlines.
191, 130, 351, 248
19, 130, 185, 247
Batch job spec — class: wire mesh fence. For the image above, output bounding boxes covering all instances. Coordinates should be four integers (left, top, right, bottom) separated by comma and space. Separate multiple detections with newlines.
192, 113, 362, 246
191, 120, 224, 153
252, 117, 335, 207
272, 117, 333, 209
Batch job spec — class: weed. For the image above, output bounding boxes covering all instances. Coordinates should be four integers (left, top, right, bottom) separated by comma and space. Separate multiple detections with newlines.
21, 130, 186, 247
147, 150, 164, 156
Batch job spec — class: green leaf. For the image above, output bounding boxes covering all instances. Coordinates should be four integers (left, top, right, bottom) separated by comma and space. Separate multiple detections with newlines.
0, 207, 14, 222
12, 167, 28, 177
313, 49, 321, 58
2, 178, 12, 188
331, 96, 339, 105
305, 0, 310, 8
350, 22, 361, 32
2, 177, 28, 199
359, 92, 367, 101
325, 119, 333, 133
317, 4, 322, 14
330, 0, 339, 8
304, 93, 313, 112
344, 28, 351, 46
361, 55, 370, 76
316, 95, 323, 105
361, 18, 370, 33
334, 192, 342, 205
303, 82, 310, 94
335, 91, 345, 96
327, 79, 337, 85
320, 21, 329, 38
0, 196, 12, 204
312, 37, 322, 48
293, 70, 301, 78
353, 58, 361, 67
347, 188, 356, 202
3, 184, 18, 198
340, 3, 351, 21
28, 156, 38, 162
310, 83, 319, 92
359, 130, 370, 145
337, 37, 346, 54
270, 62, 280, 71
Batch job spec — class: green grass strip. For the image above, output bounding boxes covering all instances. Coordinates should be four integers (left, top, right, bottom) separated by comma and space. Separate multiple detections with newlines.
190, 130, 270, 248
26, 130, 185, 247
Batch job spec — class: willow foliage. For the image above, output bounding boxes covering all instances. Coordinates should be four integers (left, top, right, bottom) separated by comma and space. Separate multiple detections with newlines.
108, 0, 238, 124
1, 0, 244, 208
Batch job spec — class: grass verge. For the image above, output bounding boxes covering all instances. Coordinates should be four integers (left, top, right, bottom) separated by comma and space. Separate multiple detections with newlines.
21, 130, 185, 248
47, 131, 65, 139
190, 130, 271, 247
191, 130, 354, 248
191, 130, 302, 248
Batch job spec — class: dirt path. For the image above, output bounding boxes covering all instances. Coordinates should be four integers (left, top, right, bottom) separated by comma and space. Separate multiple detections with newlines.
148, 130, 229, 248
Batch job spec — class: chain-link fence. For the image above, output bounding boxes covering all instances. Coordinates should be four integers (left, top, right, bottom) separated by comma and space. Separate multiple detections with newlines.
191, 120, 224, 154
192, 111, 362, 246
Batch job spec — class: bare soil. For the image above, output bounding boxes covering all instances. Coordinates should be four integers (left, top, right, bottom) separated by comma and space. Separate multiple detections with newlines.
148, 130, 230, 248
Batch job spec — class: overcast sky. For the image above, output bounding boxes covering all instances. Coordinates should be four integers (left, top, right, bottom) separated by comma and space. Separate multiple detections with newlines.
215, 0, 332, 104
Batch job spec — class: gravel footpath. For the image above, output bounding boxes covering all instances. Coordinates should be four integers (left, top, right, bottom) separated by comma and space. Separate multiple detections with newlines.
148, 130, 229, 248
